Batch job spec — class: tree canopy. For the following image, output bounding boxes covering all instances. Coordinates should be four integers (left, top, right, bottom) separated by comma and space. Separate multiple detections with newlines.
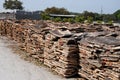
3, 0, 23, 10
113, 9, 120, 21
44, 7, 70, 15
41, 7, 120, 23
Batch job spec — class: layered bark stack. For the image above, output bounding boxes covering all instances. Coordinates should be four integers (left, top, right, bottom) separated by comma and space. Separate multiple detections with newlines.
78, 36, 120, 80
0, 20, 45, 62
44, 30, 79, 77
0, 20, 120, 79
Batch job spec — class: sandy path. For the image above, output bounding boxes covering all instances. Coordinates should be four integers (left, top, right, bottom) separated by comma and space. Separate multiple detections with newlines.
0, 37, 74, 80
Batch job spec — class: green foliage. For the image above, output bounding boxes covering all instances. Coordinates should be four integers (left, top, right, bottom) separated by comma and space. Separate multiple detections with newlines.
87, 16, 93, 23
67, 18, 75, 23
102, 14, 115, 22
83, 11, 95, 20
41, 12, 50, 20
75, 16, 84, 23
114, 10, 120, 16
41, 7, 120, 22
117, 14, 120, 20
53, 17, 61, 22
44, 7, 70, 15
113, 9, 120, 21
3, 0, 23, 10
63, 18, 68, 22
108, 20, 113, 24
97, 20, 102, 24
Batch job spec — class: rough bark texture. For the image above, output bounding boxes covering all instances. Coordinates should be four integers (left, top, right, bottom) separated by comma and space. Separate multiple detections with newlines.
0, 20, 120, 79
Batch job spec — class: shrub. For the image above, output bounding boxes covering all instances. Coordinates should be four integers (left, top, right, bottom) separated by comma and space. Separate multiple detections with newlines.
53, 17, 61, 22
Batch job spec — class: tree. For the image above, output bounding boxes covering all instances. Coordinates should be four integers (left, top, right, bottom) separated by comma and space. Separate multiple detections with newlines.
113, 9, 120, 21
53, 17, 61, 22
75, 16, 84, 23
67, 18, 75, 23
41, 12, 50, 20
117, 14, 120, 20
3, 0, 23, 10
83, 11, 95, 20
44, 7, 70, 15
87, 16, 93, 23
102, 14, 115, 22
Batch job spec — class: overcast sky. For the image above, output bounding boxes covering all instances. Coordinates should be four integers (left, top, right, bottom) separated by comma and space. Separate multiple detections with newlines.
0, 0, 120, 14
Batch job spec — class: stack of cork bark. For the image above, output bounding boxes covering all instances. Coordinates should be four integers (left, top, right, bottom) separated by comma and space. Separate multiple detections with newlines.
44, 30, 79, 77
0, 20, 46, 62
24, 29, 44, 62
78, 36, 120, 80
0, 20, 120, 79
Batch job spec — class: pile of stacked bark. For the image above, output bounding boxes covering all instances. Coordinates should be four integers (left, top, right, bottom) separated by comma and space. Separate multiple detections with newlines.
24, 28, 45, 62
0, 20, 46, 62
0, 20, 120, 79
45, 21, 120, 33
44, 29, 79, 77
78, 36, 120, 80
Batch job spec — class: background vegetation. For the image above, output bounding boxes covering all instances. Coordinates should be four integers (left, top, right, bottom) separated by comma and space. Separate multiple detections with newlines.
3, 0, 23, 10
2, 1, 120, 23
41, 7, 120, 23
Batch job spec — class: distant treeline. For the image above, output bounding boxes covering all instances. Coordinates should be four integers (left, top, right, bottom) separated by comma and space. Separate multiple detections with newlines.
41, 7, 120, 23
